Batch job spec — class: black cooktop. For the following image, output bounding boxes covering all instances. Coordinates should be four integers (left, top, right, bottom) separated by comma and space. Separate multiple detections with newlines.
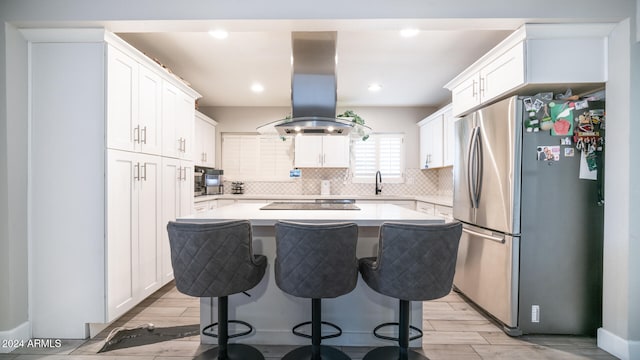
260, 202, 360, 210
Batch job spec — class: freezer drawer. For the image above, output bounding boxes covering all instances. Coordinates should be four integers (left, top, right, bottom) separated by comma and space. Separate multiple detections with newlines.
453, 224, 519, 329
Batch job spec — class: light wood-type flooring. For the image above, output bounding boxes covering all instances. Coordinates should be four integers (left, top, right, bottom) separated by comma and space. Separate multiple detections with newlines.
2, 282, 616, 359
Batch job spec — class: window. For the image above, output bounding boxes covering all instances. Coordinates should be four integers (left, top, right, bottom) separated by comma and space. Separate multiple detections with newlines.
222, 134, 294, 181
351, 133, 404, 183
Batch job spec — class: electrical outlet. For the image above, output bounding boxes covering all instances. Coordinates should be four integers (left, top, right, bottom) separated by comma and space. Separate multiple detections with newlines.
531, 305, 540, 323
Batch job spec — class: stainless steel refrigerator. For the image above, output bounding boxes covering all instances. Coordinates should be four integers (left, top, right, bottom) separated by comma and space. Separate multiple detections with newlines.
452, 95, 604, 336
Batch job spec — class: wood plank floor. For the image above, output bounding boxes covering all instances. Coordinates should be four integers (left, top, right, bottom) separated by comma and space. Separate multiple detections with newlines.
2, 282, 616, 359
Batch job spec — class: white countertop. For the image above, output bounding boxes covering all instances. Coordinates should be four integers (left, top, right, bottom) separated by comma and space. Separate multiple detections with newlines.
194, 194, 453, 207
180, 203, 444, 226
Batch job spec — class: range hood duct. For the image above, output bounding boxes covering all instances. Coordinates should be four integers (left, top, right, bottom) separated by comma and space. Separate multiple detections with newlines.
290, 31, 337, 120
256, 31, 371, 137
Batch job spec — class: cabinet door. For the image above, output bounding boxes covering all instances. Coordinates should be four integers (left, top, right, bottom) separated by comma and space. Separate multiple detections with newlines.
195, 114, 216, 167
178, 94, 195, 160
480, 42, 524, 102
138, 66, 162, 155
161, 157, 180, 282
179, 162, 194, 217
442, 106, 456, 167
294, 136, 323, 167
137, 154, 162, 298
450, 74, 480, 117
322, 136, 350, 167
425, 116, 444, 169
161, 81, 180, 158
107, 47, 138, 152
106, 150, 138, 321
202, 121, 216, 167
419, 123, 429, 169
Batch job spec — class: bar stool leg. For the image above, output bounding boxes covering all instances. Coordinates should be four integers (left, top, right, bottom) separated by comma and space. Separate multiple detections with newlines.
194, 296, 265, 360
362, 300, 427, 360
218, 296, 228, 359
312, 298, 321, 360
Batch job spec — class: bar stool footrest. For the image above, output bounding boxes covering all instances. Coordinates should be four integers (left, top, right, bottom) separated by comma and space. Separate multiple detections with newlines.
292, 320, 342, 340
373, 322, 423, 342
193, 343, 265, 360
202, 320, 253, 339
282, 345, 351, 360
362, 346, 428, 360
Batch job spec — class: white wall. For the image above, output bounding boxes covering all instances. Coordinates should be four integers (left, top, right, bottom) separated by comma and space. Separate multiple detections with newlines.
0, 22, 29, 339
0, 1, 637, 357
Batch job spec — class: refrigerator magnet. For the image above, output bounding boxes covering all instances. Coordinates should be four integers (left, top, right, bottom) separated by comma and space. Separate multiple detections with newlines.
564, 148, 575, 157
537, 146, 560, 161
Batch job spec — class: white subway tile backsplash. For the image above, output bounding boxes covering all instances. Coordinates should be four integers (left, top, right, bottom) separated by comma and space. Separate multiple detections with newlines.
223, 167, 453, 196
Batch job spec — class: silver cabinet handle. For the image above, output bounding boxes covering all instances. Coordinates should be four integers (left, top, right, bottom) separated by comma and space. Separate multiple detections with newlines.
472, 79, 478, 98
323, 153, 326, 164
134, 163, 140, 181
133, 126, 140, 144
178, 137, 184, 152
182, 138, 187, 153
479, 77, 485, 98
142, 163, 147, 181
177, 166, 182, 181
141, 126, 147, 144
181, 167, 187, 181
462, 227, 505, 243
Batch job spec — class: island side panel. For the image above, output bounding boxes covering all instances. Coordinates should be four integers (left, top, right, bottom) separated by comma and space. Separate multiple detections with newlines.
199, 225, 423, 347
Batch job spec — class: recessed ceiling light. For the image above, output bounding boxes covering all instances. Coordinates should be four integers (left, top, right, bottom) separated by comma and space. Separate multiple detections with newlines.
400, 28, 420, 37
208, 29, 228, 39
368, 83, 382, 92
251, 83, 264, 93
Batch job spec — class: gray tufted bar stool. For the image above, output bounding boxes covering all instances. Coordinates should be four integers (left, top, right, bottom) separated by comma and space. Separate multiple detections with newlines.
275, 220, 359, 360
359, 221, 462, 360
166, 220, 267, 360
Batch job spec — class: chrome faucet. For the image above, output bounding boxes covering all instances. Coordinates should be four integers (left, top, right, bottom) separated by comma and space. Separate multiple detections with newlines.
375, 170, 382, 195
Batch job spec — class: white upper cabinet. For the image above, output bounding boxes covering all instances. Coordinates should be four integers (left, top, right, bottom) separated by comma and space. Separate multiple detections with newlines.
418, 104, 455, 169
442, 106, 456, 167
162, 81, 195, 160
194, 111, 217, 167
107, 46, 138, 152
445, 23, 611, 117
137, 66, 163, 155
294, 136, 350, 168
107, 46, 162, 155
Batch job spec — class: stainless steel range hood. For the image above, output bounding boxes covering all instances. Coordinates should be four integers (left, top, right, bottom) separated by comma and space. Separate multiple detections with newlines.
257, 31, 371, 137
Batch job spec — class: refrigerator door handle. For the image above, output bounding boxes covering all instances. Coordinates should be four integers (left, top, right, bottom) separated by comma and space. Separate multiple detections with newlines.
474, 128, 484, 206
462, 227, 505, 243
467, 126, 479, 208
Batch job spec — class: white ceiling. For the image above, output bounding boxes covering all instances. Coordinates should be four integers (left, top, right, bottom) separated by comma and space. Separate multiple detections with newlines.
117, 21, 518, 108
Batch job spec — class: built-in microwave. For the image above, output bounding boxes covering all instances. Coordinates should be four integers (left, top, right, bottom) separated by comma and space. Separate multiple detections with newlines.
194, 166, 224, 196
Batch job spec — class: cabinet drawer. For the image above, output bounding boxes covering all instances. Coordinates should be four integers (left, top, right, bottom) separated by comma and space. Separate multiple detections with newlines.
435, 205, 454, 222
416, 201, 435, 215
194, 201, 210, 213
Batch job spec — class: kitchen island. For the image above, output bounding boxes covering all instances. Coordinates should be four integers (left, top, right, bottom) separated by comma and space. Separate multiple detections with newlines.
178, 203, 445, 346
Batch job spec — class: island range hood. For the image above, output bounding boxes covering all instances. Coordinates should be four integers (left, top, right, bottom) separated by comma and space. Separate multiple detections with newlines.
257, 31, 371, 137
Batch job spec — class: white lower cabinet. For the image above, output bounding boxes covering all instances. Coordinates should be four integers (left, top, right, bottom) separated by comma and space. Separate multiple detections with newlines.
107, 150, 162, 321
161, 158, 194, 282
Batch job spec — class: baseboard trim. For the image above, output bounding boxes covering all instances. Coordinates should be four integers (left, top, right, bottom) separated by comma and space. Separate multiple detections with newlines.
0, 321, 30, 353
598, 327, 640, 360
